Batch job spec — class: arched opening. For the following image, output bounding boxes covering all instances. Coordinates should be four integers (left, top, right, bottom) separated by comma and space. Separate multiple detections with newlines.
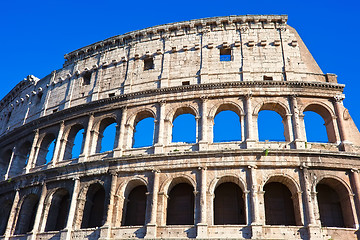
64, 125, 85, 160
45, 189, 70, 231
166, 183, 194, 225
132, 111, 155, 148
15, 194, 39, 235
258, 110, 285, 142
36, 133, 56, 166
81, 183, 105, 229
123, 185, 147, 226
303, 104, 336, 143
214, 182, 245, 225
0, 197, 13, 235
315, 178, 354, 228
264, 182, 296, 225
96, 118, 117, 153
9, 141, 32, 177
0, 149, 12, 177
172, 110, 196, 143
316, 184, 344, 227
214, 110, 241, 142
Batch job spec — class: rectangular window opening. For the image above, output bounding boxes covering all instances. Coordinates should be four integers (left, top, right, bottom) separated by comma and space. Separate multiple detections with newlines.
108, 93, 115, 97
263, 76, 273, 81
182, 81, 190, 86
144, 58, 154, 70
220, 48, 232, 61
82, 72, 92, 86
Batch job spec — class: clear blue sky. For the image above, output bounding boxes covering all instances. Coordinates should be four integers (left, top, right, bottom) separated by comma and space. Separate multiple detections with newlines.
1, 0, 359, 148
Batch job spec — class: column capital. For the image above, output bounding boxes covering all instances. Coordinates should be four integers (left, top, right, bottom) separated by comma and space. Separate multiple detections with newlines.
198, 166, 207, 171
152, 169, 161, 173
333, 94, 345, 103
159, 100, 166, 105
351, 168, 359, 173
245, 91, 253, 99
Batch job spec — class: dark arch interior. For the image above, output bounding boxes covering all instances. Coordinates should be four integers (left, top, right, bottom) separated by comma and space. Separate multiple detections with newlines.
45, 189, 70, 231
81, 184, 105, 229
214, 182, 245, 225
15, 194, 39, 234
123, 185, 147, 226
316, 184, 345, 227
264, 182, 296, 226
166, 183, 194, 225
0, 199, 13, 235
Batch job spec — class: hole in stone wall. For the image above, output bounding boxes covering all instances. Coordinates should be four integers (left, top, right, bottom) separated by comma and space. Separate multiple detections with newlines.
108, 93, 115, 98
182, 81, 190, 86
144, 58, 154, 70
123, 185, 147, 226
82, 71, 92, 86
304, 111, 328, 143
220, 48, 231, 61
263, 76, 273, 81
100, 122, 116, 153
166, 183, 194, 225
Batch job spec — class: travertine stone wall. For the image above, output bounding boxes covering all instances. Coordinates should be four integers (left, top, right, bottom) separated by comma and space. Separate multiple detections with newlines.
0, 15, 359, 240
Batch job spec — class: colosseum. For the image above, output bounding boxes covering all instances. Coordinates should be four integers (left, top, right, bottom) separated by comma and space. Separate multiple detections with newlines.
0, 14, 359, 240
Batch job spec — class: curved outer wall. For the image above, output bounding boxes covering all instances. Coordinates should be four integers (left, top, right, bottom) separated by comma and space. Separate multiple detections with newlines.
0, 15, 359, 240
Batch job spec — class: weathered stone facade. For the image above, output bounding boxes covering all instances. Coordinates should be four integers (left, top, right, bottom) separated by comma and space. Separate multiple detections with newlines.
0, 15, 359, 239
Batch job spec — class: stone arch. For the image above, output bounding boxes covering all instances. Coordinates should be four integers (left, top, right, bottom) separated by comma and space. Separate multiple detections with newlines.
211, 175, 247, 225
208, 101, 244, 119
209, 102, 244, 143
62, 123, 85, 160
121, 178, 149, 227
165, 105, 199, 122
209, 174, 246, 195
36, 132, 57, 166
314, 175, 356, 228
14, 193, 39, 235
254, 101, 292, 142
92, 116, 117, 153
0, 193, 15, 236
80, 182, 106, 229
164, 176, 196, 225
166, 105, 199, 144
0, 148, 12, 178
126, 109, 156, 148
160, 174, 197, 194
44, 188, 70, 231
10, 139, 32, 176
262, 174, 302, 226
301, 102, 337, 143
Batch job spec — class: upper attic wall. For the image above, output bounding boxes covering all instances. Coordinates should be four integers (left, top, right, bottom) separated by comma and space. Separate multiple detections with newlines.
0, 15, 343, 136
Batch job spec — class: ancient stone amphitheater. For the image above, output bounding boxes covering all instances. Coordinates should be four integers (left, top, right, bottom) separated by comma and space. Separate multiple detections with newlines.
0, 15, 359, 240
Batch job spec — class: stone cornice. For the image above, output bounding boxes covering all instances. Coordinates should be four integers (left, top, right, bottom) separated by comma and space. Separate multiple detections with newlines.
63, 15, 288, 65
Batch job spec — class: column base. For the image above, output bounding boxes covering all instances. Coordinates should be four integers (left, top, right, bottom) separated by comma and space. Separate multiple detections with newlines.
154, 144, 164, 154
306, 225, 323, 240
113, 149, 123, 158
294, 140, 306, 149
198, 141, 208, 151
250, 223, 263, 239
245, 139, 257, 149
196, 223, 208, 238
145, 223, 157, 238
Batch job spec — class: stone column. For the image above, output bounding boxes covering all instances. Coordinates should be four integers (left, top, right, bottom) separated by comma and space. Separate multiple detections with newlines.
79, 114, 94, 162
290, 96, 305, 149
65, 177, 80, 240
350, 169, 360, 228
4, 189, 20, 239
300, 167, 316, 226
154, 101, 166, 154
80, 114, 94, 162
285, 113, 294, 142
198, 97, 209, 151
4, 146, 16, 180
333, 95, 351, 150
114, 107, 128, 157
197, 167, 208, 238
52, 121, 65, 166
30, 183, 47, 240
146, 170, 160, 238
248, 165, 262, 238
101, 172, 118, 239
245, 94, 256, 148
26, 129, 39, 172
